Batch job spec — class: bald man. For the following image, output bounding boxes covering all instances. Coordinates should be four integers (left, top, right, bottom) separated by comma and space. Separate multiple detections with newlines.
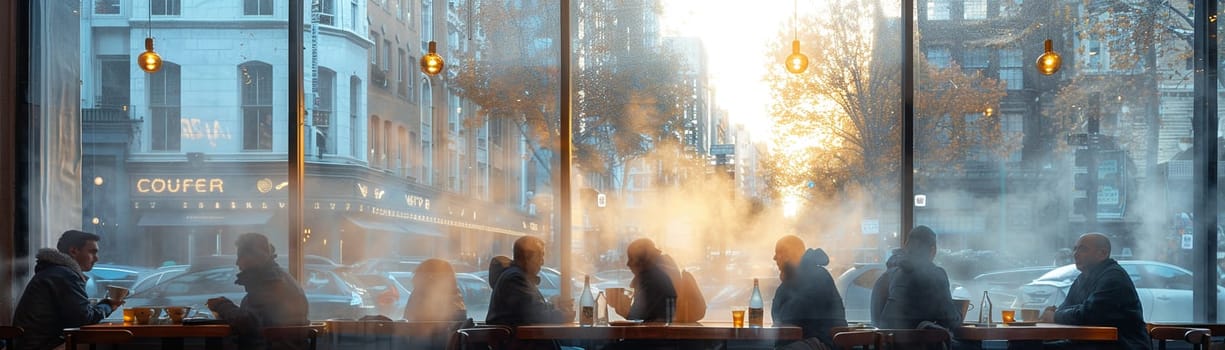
609, 238, 677, 322
486, 236, 574, 326
771, 235, 847, 348
1039, 233, 1149, 350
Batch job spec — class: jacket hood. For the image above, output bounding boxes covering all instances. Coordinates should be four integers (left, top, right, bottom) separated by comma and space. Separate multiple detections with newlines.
235, 260, 283, 286
801, 248, 830, 267
35, 248, 86, 281
897, 252, 934, 271
884, 250, 905, 268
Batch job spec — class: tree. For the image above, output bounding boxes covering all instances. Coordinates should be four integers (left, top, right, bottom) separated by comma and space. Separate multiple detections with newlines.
762, 0, 1011, 205
450, 0, 695, 183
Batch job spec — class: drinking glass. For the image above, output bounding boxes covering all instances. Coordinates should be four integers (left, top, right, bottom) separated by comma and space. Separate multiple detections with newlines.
1001, 309, 1016, 324
731, 307, 746, 328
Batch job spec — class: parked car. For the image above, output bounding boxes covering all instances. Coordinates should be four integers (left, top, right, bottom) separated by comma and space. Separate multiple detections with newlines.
115, 264, 370, 321
835, 263, 885, 322
350, 273, 408, 318
388, 271, 492, 321
1016, 260, 1225, 322
84, 263, 152, 299
951, 266, 1057, 318
128, 265, 190, 295
350, 257, 478, 275
472, 266, 598, 301
705, 276, 779, 322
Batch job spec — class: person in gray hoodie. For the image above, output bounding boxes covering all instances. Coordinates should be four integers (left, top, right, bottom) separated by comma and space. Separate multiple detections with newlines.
771, 235, 847, 348
13, 230, 120, 350
878, 226, 962, 330
206, 233, 309, 350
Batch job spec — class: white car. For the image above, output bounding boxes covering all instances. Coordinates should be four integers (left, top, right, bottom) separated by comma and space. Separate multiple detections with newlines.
1016, 260, 1225, 322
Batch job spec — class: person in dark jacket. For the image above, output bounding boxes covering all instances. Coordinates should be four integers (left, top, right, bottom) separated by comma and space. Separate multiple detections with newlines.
609, 238, 677, 322
878, 226, 963, 330
486, 236, 573, 326
206, 233, 309, 350
1039, 233, 1150, 350
771, 235, 848, 348
13, 230, 121, 350
488, 255, 513, 288
403, 258, 467, 322
870, 248, 905, 327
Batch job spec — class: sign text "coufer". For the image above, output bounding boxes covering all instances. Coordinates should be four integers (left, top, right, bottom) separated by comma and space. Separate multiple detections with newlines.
136, 178, 225, 193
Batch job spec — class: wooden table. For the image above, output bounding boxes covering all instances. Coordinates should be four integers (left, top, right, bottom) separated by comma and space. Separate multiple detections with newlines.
954, 323, 1117, 342
324, 320, 464, 350
516, 322, 802, 341
1148, 322, 1225, 335
78, 323, 231, 350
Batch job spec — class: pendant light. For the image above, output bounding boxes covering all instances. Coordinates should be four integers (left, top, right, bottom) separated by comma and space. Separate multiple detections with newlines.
1035, 39, 1061, 76
785, 0, 809, 74
420, 41, 445, 76
137, 4, 162, 73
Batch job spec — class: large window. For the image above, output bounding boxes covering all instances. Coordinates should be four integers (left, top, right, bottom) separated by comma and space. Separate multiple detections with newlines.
317, 0, 336, 26
150, 62, 181, 151
240, 62, 274, 151
151, 0, 180, 15
244, 0, 273, 16
315, 68, 335, 155
999, 48, 1024, 90
95, 0, 121, 15
351, 76, 361, 158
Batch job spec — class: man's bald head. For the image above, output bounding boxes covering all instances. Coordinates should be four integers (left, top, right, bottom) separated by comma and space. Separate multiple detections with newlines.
512, 236, 546, 275
626, 238, 661, 274
774, 235, 805, 266
1073, 232, 1112, 271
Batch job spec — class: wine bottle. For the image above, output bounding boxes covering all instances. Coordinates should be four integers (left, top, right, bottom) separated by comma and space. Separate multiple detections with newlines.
748, 278, 764, 327
579, 275, 595, 326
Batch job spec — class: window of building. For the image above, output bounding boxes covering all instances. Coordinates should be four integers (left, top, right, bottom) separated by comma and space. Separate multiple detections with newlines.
150, 62, 181, 151
384, 120, 394, 169
398, 48, 408, 98
98, 56, 130, 108
926, 47, 950, 68
999, 48, 1023, 90
398, 126, 410, 175
317, 0, 336, 26
448, 93, 460, 132
963, 48, 989, 75
422, 82, 433, 184
1003, 113, 1024, 162
351, 76, 361, 158
244, 0, 274, 15
383, 39, 392, 71
240, 62, 274, 151
95, 0, 121, 14
370, 115, 381, 165
315, 68, 335, 155
152, 0, 181, 15
421, 0, 433, 49
370, 32, 380, 65
963, 0, 987, 19
926, 0, 950, 20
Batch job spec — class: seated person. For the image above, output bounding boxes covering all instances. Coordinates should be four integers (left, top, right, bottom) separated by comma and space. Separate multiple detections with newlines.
1038, 233, 1149, 350
13, 230, 123, 350
404, 258, 467, 322
206, 233, 309, 350
771, 235, 847, 348
878, 226, 962, 330
486, 236, 573, 326
608, 238, 677, 322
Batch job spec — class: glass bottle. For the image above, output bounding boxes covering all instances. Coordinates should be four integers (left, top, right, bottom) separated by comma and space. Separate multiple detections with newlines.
748, 278, 764, 328
596, 291, 608, 325
978, 290, 993, 324
579, 275, 595, 326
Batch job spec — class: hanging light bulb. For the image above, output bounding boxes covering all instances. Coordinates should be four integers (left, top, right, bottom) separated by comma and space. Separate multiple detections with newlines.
93, 176, 104, 186
784, 0, 808, 74
1035, 39, 1061, 76
420, 41, 445, 76
138, 38, 163, 73
786, 40, 809, 74
984, 107, 994, 117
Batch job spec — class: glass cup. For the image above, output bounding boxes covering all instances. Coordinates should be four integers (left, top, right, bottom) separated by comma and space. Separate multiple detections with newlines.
731, 307, 747, 328
1001, 309, 1016, 324
1020, 308, 1039, 322
122, 308, 136, 325
664, 297, 676, 325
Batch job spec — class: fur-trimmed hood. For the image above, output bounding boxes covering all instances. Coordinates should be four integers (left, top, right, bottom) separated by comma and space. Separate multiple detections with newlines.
34, 248, 86, 281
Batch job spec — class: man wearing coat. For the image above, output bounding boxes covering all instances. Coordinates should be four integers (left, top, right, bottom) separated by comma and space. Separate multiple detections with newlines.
13, 230, 121, 350
206, 233, 309, 350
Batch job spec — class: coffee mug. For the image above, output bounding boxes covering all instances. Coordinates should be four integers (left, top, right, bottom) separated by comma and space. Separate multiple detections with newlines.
953, 299, 975, 321
165, 306, 191, 324
106, 285, 130, 302
1020, 308, 1039, 322
131, 307, 155, 325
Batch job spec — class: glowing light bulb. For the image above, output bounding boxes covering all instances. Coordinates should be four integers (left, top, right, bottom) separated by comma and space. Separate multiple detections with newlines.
1035, 39, 1061, 76
984, 107, 994, 117
91, 217, 100, 225
138, 37, 162, 73
785, 40, 809, 74
420, 41, 445, 76
94, 176, 104, 186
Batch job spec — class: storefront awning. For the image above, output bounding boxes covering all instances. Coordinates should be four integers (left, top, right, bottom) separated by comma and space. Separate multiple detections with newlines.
344, 215, 442, 237
137, 211, 275, 227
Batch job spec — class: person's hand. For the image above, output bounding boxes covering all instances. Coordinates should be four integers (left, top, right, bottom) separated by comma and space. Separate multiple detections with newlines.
550, 296, 575, 319
1039, 306, 1056, 323
206, 297, 232, 312
100, 298, 125, 308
